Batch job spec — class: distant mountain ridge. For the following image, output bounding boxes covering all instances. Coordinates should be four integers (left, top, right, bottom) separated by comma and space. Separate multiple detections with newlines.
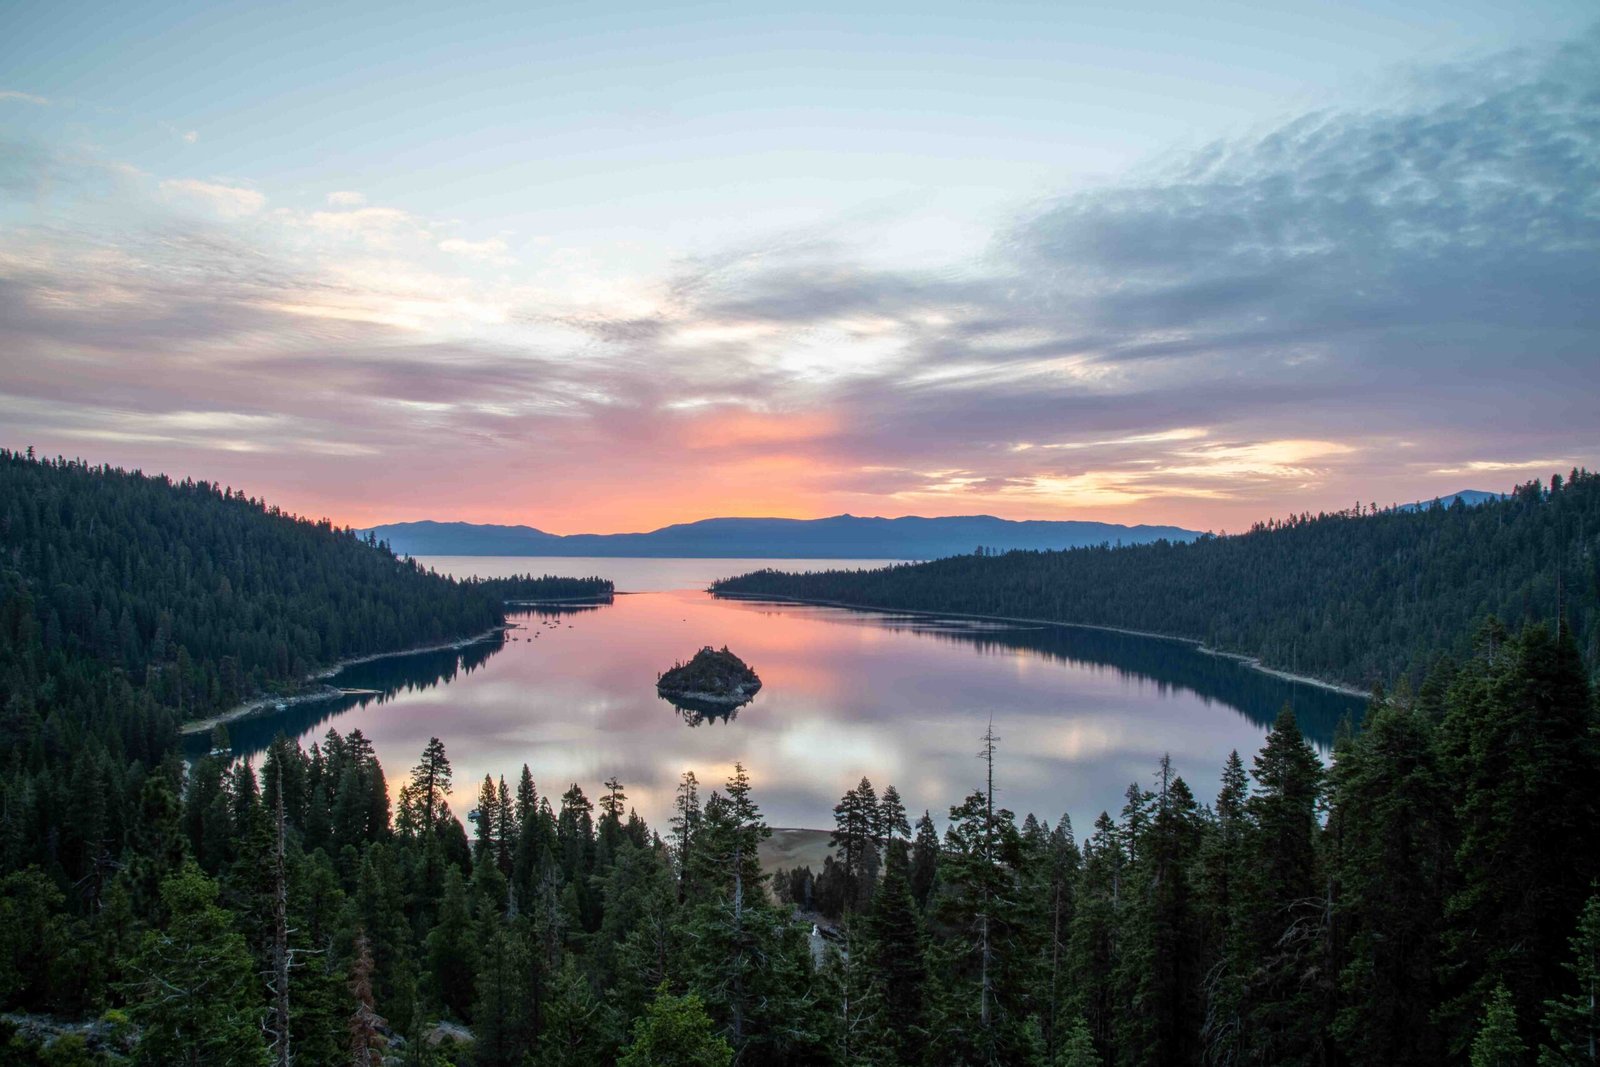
362, 514, 1202, 559
1399, 489, 1504, 511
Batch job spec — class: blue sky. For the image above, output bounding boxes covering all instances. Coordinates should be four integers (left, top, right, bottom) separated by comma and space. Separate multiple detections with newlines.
2, 2, 1596, 530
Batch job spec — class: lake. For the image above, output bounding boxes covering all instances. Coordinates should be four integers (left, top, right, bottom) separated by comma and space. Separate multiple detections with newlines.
209, 556, 1365, 835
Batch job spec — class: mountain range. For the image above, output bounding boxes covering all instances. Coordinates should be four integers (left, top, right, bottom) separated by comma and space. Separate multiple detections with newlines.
1397, 489, 1504, 511
366, 491, 1501, 560
361, 514, 1203, 559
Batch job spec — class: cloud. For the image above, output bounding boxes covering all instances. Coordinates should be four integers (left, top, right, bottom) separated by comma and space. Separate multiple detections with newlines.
159, 178, 266, 217
439, 236, 515, 265
183, 130, 199, 144
1432, 458, 1579, 475
0, 28, 1596, 530
303, 206, 426, 248
0, 90, 50, 106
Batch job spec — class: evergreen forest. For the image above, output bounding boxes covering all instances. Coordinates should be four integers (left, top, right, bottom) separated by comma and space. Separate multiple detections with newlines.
2, 449, 1598, 1065
714, 472, 1600, 690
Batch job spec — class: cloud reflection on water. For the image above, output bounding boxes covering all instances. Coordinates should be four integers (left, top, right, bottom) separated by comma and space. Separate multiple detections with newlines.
208, 580, 1363, 833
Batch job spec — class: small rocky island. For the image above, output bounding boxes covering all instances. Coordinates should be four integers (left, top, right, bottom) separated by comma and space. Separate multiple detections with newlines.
656, 645, 762, 706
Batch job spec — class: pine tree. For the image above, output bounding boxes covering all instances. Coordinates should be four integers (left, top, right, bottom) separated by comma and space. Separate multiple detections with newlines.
910, 810, 941, 910
1473, 981, 1529, 1067
473, 918, 535, 1067
932, 727, 1032, 1066
1540, 892, 1600, 1067
671, 771, 702, 899
425, 866, 478, 1020
353, 845, 417, 1032
496, 776, 515, 875
831, 777, 878, 912
1331, 701, 1452, 1064
124, 864, 268, 1066
399, 737, 452, 840
818, 923, 877, 1064
1443, 625, 1600, 1047
534, 956, 615, 1067
1056, 1014, 1102, 1067
1119, 755, 1204, 1065
472, 774, 500, 867
618, 983, 733, 1067
683, 766, 815, 1061
515, 765, 538, 826
1238, 706, 1327, 1066
1068, 811, 1122, 1063
879, 784, 911, 843
863, 839, 928, 1064
1196, 749, 1249, 1066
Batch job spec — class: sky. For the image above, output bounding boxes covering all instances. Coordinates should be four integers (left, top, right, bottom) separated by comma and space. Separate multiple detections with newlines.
2, 1, 1597, 534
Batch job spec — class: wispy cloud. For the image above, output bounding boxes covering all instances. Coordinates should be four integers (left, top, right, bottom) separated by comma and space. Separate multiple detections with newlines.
439, 236, 516, 265
0, 90, 50, 106
159, 178, 266, 217
1, 28, 1596, 530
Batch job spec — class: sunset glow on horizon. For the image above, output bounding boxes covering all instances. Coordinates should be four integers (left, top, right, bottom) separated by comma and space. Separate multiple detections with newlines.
3, 3, 1597, 534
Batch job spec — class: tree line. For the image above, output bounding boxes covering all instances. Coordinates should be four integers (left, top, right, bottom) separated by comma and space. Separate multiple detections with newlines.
713, 471, 1600, 691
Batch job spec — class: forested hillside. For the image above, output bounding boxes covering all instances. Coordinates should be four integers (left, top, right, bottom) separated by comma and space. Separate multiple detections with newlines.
715, 471, 1600, 689
0, 450, 504, 761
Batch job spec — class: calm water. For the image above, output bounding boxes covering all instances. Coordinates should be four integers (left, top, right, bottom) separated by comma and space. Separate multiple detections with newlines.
207, 557, 1364, 834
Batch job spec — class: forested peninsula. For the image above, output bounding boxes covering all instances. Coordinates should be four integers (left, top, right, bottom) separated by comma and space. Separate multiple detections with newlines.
0, 451, 610, 759
714, 471, 1600, 690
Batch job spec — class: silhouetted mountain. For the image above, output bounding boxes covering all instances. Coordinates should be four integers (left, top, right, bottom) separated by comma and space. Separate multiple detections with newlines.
362, 513, 1200, 559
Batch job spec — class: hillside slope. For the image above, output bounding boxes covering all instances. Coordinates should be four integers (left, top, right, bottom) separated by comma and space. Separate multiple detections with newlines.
0, 451, 508, 765
714, 473, 1600, 689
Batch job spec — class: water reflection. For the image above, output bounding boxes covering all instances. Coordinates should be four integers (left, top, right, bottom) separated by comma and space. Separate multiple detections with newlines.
660, 695, 749, 727
724, 600, 1360, 745
200, 583, 1366, 834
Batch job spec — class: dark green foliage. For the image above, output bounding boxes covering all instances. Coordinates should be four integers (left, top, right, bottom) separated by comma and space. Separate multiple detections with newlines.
123, 864, 268, 1066
862, 840, 929, 1064
0, 450, 514, 903
424, 866, 477, 1019
1540, 892, 1600, 1066
1330, 701, 1452, 1065
534, 956, 616, 1067
618, 983, 734, 1067
1117, 758, 1204, 1066
1236, 708, 1329, 1066
714, 471, 1600, 689
1442, 623, 1600, 1049
828, 775, 879, 914
1056, 1014, 1102, 1067
1474, 982, 1529, 1067
910, 809, 941, 910
471, 574, 614, 602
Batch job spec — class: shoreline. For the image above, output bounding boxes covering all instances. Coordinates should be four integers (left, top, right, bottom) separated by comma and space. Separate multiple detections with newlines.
180, 624, 508, 737
711, 592, 1370, 699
